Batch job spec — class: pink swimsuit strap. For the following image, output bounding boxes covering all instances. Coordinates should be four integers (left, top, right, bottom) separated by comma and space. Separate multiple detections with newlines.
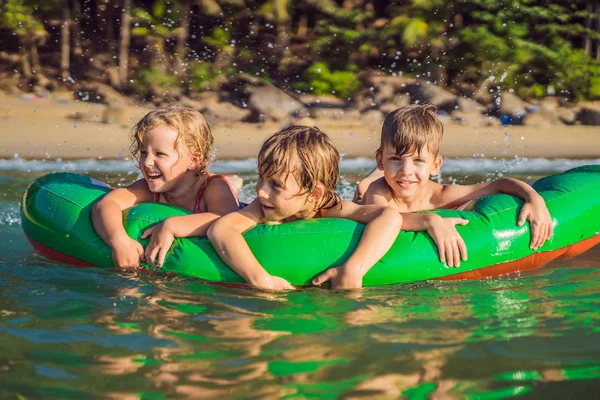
154, 174, 235, 213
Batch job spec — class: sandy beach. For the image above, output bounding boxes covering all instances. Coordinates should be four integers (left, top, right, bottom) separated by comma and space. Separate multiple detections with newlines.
1, 91, 599, 160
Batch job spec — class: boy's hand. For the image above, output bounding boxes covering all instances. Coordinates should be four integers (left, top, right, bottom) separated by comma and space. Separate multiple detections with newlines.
312, 265, 364, 290
250, 274, 294, 291
518, 197, 553, 250
110, 235, 145, 268
141, 221, 175, 269
426, 215, 469, 268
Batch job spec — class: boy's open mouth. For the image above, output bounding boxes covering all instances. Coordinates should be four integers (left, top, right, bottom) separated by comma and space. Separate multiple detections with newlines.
261, 203, 275, 211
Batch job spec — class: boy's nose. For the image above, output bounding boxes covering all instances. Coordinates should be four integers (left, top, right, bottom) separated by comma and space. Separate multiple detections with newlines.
399, 162, 413, 174
257, 185, 268, 200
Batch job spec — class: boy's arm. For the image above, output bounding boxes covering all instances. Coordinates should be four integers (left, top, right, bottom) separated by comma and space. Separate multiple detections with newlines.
313, 202, 403, 289
400, 213, 469, 268
207, 200, 293, 290
441, 178, 552, 249
92, 179, 152, 267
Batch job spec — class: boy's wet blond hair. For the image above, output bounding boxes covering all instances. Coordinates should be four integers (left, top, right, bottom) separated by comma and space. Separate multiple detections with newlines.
258, 125, 341, 210
377, 104, 443, 157
130, 104, 214, 173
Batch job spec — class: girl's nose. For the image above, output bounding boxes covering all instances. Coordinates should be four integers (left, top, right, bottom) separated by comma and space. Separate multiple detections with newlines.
142, 155, 153, 168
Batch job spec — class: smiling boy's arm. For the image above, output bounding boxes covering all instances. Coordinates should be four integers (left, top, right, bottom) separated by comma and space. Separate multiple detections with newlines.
313, 202, 403, 289
207, 200, 293, 290
440, 178, 553, 249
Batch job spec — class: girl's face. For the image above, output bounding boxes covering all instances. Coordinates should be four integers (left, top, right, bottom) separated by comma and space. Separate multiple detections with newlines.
256, 169, 318, 222
139, 125, 196, 193
376, 143, 442, 200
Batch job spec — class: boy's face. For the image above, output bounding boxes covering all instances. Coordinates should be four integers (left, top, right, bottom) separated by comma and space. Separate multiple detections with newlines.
376, 142, 442, 199
256, 168, 317, 222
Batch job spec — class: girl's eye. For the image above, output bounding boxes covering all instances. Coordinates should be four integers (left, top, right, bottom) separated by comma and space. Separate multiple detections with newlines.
140, 151, 147, 156
157, 152, 167, 157
415, 159, 424, 163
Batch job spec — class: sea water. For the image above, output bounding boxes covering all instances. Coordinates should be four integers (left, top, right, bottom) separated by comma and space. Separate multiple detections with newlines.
0, 158, 599, 398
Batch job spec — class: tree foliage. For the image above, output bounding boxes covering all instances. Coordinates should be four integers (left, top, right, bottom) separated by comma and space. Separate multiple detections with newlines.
0, 0, 599, 101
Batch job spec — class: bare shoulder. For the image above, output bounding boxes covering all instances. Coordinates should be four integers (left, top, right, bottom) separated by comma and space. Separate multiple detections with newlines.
363, 177, 393, 205
205, 176, 237, 201
233, 199, 264, 223
321, 199, 356, 218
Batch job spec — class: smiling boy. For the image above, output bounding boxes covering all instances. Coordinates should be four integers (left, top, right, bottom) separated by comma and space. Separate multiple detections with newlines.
360, 104, 554, 267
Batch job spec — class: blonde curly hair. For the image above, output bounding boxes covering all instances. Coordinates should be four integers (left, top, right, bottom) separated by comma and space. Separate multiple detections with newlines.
130, 104, 214, 173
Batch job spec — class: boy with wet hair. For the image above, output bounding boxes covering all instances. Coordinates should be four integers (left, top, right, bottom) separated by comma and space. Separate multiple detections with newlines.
208, 125, 468, 290
358, 104, 553, 267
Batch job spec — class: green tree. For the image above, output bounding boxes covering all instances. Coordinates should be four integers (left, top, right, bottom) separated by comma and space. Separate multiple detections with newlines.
0, 0, 47, 78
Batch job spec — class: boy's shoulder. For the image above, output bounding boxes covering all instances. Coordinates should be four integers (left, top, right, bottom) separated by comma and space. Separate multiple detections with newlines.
366, 177, 393, 197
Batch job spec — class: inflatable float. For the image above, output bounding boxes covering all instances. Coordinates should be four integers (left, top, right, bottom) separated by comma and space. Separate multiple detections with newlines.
21, 166, 600, 287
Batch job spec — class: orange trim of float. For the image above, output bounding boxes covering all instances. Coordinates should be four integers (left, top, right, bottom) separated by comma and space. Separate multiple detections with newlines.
437, 235, 600, 281
25, 235, 315, 289
26, 236, 96, 268
26, 233, 600, 287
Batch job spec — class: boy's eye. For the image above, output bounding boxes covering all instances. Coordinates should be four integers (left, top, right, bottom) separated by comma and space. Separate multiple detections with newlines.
415, 158, 425, 163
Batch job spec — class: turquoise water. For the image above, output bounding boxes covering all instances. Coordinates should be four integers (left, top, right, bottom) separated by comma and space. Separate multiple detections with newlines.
1, 162, 599, 398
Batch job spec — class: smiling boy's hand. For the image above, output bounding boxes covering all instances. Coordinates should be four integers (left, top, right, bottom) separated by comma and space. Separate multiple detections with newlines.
425, 215, 469, 268
518, 197, 553, 250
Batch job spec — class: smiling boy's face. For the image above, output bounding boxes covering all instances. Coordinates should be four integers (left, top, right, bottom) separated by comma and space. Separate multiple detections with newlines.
376, 142, 442, 199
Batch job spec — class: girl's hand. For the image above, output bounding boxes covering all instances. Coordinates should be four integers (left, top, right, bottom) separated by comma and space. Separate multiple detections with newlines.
141, 221, 175, 268
518, 198, 553, 250
312, 265, 364, 290
426, 215, 469, 268
110, 235, 145, 268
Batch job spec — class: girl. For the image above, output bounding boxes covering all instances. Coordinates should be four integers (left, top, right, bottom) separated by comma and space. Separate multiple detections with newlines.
92, 104, 241, 268
207, 126, 468, 290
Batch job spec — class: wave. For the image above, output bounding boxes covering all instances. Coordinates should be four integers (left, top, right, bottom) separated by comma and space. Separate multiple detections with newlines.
0, 156, 598, 175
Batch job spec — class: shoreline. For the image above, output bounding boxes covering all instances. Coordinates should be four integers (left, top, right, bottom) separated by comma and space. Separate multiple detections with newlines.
2, 91, 600, 160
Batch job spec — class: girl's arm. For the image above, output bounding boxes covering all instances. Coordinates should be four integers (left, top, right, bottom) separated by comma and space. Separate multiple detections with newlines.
141, 212, 222, 267
142, 177, 241, 267
207, 200, 293, 290
313, 202, 403, 289
92, 179, 153, 267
